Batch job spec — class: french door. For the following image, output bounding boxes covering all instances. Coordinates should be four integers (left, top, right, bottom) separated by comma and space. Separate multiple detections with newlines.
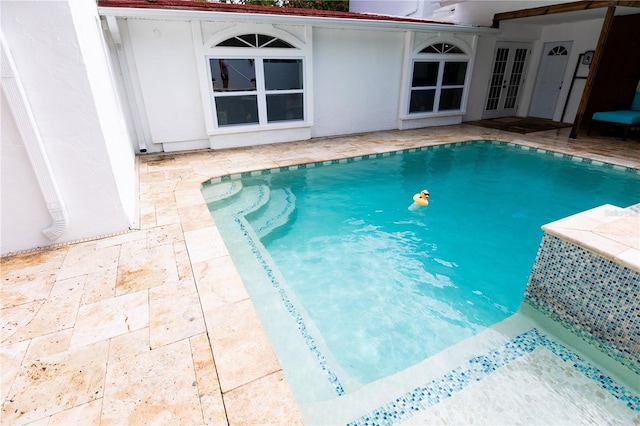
483, 42, 530, 119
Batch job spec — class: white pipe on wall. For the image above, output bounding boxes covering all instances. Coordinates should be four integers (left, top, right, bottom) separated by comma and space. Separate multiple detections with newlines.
1, 32, 69, 240
105, 15, 148, 153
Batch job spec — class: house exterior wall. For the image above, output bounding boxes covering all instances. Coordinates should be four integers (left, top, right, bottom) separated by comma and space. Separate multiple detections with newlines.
110, 14, 481, 151
126, 19, 209, 150
1, 0, 136, 255
111, 2, 615, 149
311, 27, 404, 137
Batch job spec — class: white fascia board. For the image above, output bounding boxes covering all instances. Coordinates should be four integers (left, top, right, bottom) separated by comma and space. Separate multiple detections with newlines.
97, 7, 497, 34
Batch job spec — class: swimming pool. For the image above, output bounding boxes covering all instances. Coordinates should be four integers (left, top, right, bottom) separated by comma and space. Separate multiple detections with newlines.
202, 141, 640, 408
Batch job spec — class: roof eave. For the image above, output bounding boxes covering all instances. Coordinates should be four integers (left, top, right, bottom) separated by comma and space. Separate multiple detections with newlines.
97, 6, 496, 34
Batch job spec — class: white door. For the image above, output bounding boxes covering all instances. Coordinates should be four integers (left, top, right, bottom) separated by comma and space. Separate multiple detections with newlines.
529, 41, 572, 119
483, 42, 530, 119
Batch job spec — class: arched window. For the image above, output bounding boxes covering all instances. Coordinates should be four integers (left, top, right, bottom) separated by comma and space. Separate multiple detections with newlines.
217, 34, 295, 49
548, 46, 568, 56
419, 43, 464, 54
209, 33, 304, 127
409, 42, 469, 114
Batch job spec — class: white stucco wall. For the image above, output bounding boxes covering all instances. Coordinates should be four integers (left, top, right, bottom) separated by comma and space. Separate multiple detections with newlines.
461, 34, 497, 121
1, 93, 53, 250
312, 27, 404, 137
126, 19, 208, 150
116, 18, 411, 145
1, 0, 136, 255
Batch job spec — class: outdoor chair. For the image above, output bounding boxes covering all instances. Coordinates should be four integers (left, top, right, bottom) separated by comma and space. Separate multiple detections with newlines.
588, 92, 640, 141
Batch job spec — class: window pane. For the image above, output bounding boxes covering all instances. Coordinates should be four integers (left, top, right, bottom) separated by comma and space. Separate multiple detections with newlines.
265, 39, 295, 48
264, 59, 303, 90
258, 34, 274, 47
439, 88, 463, 111
210, 59, 256, 92
238, 34, 257, 47
217, 37, 248, 47
442, 62, 467, 85
412, 62, 439, 87
215, 95, 258, 126
409, 89, 435, 113
267, 93, 304, 122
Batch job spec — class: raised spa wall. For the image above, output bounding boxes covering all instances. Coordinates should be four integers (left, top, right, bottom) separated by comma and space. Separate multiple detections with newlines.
522, 203, 640, 376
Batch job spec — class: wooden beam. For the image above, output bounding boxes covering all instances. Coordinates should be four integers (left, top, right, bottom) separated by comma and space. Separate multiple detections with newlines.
492, 1, 640, 28
569, 5, 616, 138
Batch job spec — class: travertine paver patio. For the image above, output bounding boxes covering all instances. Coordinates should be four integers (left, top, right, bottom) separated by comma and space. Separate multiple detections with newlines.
1, 124, 639, 425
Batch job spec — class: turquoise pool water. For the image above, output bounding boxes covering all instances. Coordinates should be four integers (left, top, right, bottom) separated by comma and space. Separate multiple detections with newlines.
204, 141, 640, 389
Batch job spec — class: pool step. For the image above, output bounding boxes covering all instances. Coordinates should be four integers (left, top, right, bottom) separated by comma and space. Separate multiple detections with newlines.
234, 184, 271, 216
249, 188, 296, 239
201, 180, 242, 204
203, 181, 295, 239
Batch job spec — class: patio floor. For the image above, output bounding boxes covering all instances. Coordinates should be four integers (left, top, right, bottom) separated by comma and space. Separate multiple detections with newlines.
1, 124, 639, 425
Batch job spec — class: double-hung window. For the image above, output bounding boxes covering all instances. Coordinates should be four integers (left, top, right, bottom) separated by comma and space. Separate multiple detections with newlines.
409, 42, 469, 115
209, 34, 304, 127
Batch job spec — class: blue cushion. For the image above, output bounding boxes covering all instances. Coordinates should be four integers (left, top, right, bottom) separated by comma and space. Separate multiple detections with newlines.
592, 110, 640, 125
632, 92, 640, 111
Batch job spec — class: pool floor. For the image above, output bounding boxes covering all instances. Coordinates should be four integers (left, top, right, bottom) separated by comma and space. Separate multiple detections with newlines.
2, 124, 639, 425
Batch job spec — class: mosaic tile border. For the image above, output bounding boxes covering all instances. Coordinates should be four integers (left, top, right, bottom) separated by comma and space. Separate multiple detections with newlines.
347, 328, 640, 426
201, 140, 640, 187
229, 185, 346, 396
524, 233, 640, 375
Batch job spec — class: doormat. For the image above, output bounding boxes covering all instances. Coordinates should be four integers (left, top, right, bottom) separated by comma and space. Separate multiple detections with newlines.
469, 117, 572, 134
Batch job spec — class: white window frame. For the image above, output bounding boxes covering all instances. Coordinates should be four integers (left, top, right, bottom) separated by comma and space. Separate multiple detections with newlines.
408, 57, 469, 116
207, 56, 306, 127
402, 38, 473, 119
196, 26, 312, 135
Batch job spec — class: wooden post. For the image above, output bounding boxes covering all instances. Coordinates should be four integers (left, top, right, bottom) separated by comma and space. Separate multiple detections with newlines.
569, 6, 616, 138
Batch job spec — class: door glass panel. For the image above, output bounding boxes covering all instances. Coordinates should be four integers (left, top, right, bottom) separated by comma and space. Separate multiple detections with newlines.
409, 89, 435, 112
486, 48, 509, 111
210, 59, 256, 92
503, 48, 528, 109
412, 62, 439, 87
264, 59, 303, 90
215, 95, 258, 126
267, 93, 304, 122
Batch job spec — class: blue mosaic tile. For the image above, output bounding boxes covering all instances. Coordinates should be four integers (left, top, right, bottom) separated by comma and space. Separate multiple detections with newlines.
230, 190, 345, 397
525, 234, 640, 375
348, 328, 640, 426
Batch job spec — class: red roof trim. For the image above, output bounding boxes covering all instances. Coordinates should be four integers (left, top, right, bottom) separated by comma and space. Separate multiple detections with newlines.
97, 0, 453, 26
